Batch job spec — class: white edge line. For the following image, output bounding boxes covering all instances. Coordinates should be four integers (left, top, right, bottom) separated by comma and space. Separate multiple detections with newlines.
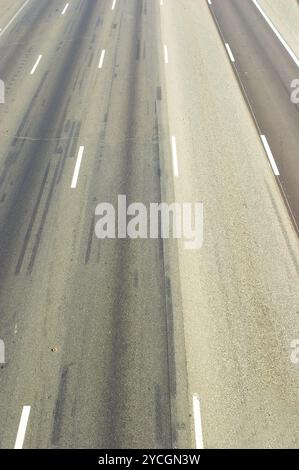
71, 146, 85, 189
98, 49, 106, 69
260, 135, 280, 176
14, 406, 31, 449
0, 0, 31, 38
225, 43, 235, 62
30, 54, 42, 75
61, 3, 69, 15
171, 136, 179, 177
192, 394, 204, 450
251, 0, 299, 68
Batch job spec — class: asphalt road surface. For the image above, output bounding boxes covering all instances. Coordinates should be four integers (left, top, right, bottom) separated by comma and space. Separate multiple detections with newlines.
0, 0, 298, 449
209, 0, 299, 230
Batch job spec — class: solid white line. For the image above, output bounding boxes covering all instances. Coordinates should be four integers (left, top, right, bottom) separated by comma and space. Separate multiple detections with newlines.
164, 44, 169, 64
260, 135, 280, 176
192, 395, 204, 449
251, 0, 299, 68
61, 3, 69, 15
0, 0, 31, 38
171, 136, 179, 177
98, 49, 106, 69
207, 0, 212, 5
30, 54, 42, 75
111, 0, 117, 10
225, 43, 235, 62
14, 406, 31, 449
71, 146, 84, 189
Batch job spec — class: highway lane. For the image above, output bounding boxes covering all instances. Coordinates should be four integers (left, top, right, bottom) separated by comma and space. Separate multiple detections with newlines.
160, 0, 299, 448
0, 0, 190, 448
208, 0, 299, 231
